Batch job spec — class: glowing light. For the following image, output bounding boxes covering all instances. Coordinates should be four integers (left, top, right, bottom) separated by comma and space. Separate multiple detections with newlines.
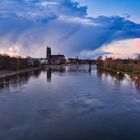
100, 38, 140, 58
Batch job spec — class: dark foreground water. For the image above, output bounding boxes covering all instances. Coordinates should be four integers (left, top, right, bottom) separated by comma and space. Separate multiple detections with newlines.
0, 65, 140, 140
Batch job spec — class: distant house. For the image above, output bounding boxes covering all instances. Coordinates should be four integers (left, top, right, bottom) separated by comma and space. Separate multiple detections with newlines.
26, 56, 35, 66
67, 58, 87, 64
67, 57, 95, 64
40, 58, 47, 65
26, 57, 41, 67
67, 58, 78, 64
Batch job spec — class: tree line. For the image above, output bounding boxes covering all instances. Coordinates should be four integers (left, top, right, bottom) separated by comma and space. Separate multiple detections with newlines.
96, 55, 140, 75
0, 54, 40, 71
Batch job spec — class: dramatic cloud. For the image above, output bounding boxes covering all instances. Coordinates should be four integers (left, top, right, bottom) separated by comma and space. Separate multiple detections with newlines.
0, 0, 140, 58
88, 39, 140, 59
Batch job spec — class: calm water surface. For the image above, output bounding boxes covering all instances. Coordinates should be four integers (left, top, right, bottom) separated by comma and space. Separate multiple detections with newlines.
0, 65, 140, 140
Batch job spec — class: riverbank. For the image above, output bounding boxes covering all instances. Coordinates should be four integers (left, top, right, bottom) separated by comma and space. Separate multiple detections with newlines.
97, 67, 140, 78
0, 67, 40, 79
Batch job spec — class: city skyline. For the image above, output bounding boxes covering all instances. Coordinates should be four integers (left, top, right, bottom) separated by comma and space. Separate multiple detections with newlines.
0, 0, 140, 58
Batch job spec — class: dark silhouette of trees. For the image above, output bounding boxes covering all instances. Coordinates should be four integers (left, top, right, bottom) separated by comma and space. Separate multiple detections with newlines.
0, 54, 39, 71
96, 56, 140, 75
96, 56, 104, 67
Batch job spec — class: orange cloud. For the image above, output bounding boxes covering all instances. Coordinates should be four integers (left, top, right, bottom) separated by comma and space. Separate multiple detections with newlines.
100, 38, 140, 58
134, 38, 140, 50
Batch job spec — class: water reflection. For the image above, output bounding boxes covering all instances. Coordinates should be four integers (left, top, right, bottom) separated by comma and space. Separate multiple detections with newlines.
0, 70, 41, 90
97, 69, 124, 81
97, 68, 140, 90
0, 66, 140, 91
66, 64, 92, 73
1, 65, 91, 90
132, 77, 140, 90
0, 65, 140, 140
43, 64, 92, 82
43, 66, 66, 82
46, 69, 52, 82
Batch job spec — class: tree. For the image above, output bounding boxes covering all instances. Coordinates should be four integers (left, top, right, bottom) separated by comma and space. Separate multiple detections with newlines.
96, 56, 103, 67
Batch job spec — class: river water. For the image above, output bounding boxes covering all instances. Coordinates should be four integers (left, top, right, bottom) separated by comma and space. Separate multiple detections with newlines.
0, 65, 140, 140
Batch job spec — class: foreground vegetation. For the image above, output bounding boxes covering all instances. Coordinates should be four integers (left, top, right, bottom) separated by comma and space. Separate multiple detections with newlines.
96, 56, 140, 75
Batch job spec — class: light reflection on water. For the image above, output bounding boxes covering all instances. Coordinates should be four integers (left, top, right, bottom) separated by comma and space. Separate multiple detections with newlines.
0, 65, 140, 140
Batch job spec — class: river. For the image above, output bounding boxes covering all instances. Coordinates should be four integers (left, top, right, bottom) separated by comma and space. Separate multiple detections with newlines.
0, 65, 140, 140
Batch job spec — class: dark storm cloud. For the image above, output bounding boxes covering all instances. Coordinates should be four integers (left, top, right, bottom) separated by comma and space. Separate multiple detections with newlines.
0, 0, 140, 57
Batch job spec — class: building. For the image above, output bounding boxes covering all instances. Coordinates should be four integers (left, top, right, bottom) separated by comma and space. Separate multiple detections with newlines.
26, 56, 41, 67
46, 47, 51, 59
46, 47, 66, 65
67, 57, 96, 64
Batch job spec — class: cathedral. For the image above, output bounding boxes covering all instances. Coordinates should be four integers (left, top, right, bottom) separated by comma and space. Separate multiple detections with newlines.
46, 47, 66, 65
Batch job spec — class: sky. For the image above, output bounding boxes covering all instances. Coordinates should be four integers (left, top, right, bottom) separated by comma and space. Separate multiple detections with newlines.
0, 0, 140, 58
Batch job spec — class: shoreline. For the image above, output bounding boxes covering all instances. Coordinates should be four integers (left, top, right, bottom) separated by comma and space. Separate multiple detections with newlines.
2, 65, 139, 79
0, 67, 41, 79
97, 67, 140, 78
0, 64, 68, 79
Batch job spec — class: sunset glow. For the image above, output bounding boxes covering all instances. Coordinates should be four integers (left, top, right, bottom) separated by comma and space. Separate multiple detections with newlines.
99, 38, 140, 58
